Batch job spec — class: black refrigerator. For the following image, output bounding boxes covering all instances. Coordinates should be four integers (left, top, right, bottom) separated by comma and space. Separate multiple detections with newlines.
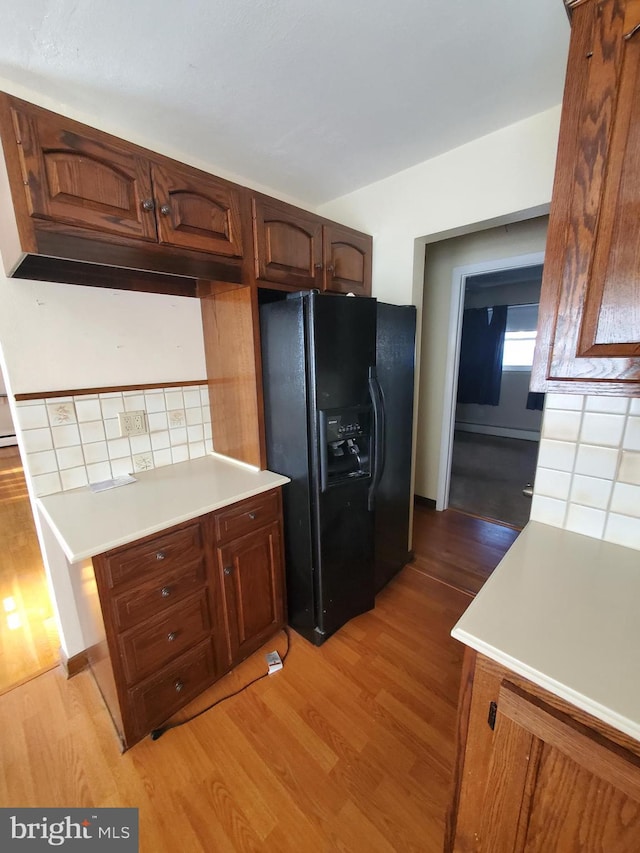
260, 291, 416, 645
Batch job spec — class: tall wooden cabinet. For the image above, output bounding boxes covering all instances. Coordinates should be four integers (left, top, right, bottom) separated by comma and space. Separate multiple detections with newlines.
532, 0, 640, 395
447, 651, 640, 852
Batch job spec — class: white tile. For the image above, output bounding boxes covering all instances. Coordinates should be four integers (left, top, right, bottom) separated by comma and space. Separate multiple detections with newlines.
86, 461, 112, 483
74, 398, 103, 422
186, 407, 203, 426
542, 409, 582, 442
51, 424, 81, 449
535, 439, 577, 473
46, 401, 77, 425
580, 412, 626, 448
202, 404, 211, 424
133, 454, 154, 472
604, 513, 640, 551
585, 396, 630, 415
104, 418, 121, 440
610, 482, 640, 517
111, 457, 133, 477
83, 441, 109, 464
108, 437, 131, 459
628, 398, 640, 416
545, 393, 584, 411
565, 504, 606, 539
200, 387, 210, 407
619, 451, 640, 486
151, 430, 170, 450
56, 445, 85, 470
22, 427, 54, 453
148, 412, 169, 432
144, 392, 167, 413
168, 409, 186, 427
189, 441, 206, 459
169, 427, 187, 446
529, 494, 567, 528
204, 422, 212, 441
569, 474, 612, 510
183, 389, 201, 409
60, 466, 88, 491
205, 437, 214, 454
152, 448, 172, 468
32, 471, 62, 497
124, 394, 146, 412
100, 395, 124, 419
79, 420, 106, 444
623, 417, 640, 452
574, 444, 619, 480
165, 390, 184, 410
15, 404, 48, 430
187, 424, 204, 443
26, 450, 58, 476
534, 467, 569, 500
171, 445, 189, 464
129, 434, 152, 454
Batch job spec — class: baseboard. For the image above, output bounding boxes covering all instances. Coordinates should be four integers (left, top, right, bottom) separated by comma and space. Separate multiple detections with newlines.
455, 423, 540, 442
59, 647, 89, 679
414, 495, 437, 509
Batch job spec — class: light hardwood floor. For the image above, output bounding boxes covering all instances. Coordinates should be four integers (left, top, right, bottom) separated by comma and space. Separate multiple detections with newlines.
0, 447, 59, 693
0, 508, 515, 852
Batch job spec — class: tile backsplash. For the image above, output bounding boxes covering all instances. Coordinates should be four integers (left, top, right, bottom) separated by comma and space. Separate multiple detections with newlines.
531, 393, 640, 551
17, 385, 212, 497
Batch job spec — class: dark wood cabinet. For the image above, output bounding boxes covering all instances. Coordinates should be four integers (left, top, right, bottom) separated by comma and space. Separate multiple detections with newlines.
253, 195, 372, 295
447, 651, 640, 852
532, 0, 640, 395
86, 488, 285, 749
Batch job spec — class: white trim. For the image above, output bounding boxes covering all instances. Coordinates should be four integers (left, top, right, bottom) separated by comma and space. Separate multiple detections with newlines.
455, 423, 540, 442
436, 251, 545, 511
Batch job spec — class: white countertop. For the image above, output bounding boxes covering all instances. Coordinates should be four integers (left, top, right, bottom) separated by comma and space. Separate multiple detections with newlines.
37, 453, 290, 563
452, 520, 640, 743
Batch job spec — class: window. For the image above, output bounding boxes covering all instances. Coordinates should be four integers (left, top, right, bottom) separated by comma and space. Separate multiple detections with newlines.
502, 303, 539, 370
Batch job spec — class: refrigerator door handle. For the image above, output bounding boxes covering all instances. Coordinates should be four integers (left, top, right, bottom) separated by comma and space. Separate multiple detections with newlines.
368, 366, 386, 511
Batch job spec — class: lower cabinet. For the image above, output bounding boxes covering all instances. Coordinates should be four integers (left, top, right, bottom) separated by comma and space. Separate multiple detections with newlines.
87, 488, 285, 749
447, 651, 640, 852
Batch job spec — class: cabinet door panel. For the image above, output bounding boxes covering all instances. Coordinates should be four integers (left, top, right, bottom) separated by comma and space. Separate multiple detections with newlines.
10, 104, 157, 241
322, 224, 372, 296
152, 163, 243, 257
253, 197, 322, 288
218, 521, 284, 664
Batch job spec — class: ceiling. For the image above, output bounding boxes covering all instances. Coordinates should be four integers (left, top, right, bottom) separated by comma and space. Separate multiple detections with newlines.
0, 0, 570, 207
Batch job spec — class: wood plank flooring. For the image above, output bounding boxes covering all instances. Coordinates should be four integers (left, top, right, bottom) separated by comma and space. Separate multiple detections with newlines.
0, 507, 516, 851
0, 447, 59, 693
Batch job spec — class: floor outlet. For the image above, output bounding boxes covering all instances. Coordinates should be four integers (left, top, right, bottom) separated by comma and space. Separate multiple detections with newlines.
266, 651, 283, 674
118, 410, 148, 437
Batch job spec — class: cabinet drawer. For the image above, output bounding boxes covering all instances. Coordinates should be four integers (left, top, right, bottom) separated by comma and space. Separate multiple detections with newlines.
130, 639, 217, 736
111, 558, 206, 631
214, 490, 280, 543
119, 593, 211, 685
104, 522, 203, 589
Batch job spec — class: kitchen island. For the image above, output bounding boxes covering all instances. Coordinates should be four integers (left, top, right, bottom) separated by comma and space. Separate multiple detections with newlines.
37, 454, 290, 749
447, 521, 640, 851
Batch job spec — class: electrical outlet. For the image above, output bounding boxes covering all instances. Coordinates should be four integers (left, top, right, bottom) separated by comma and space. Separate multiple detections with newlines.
118, 410, 148, 437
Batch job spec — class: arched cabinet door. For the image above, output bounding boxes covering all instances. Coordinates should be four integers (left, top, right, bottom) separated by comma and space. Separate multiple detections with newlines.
322, 223, 372, 296
10, 104, 157, 241
253, 196, 323, 289
151, 162, 243, 257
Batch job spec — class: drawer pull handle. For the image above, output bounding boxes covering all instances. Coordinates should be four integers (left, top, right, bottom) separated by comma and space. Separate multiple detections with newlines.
161, 586, 171, 598
174, 679, 184, 693
223, 565, 233, 575
156, 551, 166, 561
167, 631, 177, 642
248, 512, 256, 520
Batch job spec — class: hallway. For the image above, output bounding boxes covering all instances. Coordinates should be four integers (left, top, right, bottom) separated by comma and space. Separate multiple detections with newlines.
0, 446, 59, 694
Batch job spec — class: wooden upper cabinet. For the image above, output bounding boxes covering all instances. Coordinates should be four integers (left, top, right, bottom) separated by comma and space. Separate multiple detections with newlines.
151, 162, 242, 257
253, 196, 323, 289
532, 0, 640, 394
10, 102, 157, 242
322, 223, 372, 296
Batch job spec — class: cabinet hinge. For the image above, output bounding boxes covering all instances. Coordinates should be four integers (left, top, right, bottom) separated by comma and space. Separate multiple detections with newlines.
488, 701, 498, 731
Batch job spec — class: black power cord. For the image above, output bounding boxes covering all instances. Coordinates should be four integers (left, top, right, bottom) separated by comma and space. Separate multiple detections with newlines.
149, 626, 290, 741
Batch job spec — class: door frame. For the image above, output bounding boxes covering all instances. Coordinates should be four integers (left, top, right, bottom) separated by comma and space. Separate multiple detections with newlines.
436, 250, 546, 511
